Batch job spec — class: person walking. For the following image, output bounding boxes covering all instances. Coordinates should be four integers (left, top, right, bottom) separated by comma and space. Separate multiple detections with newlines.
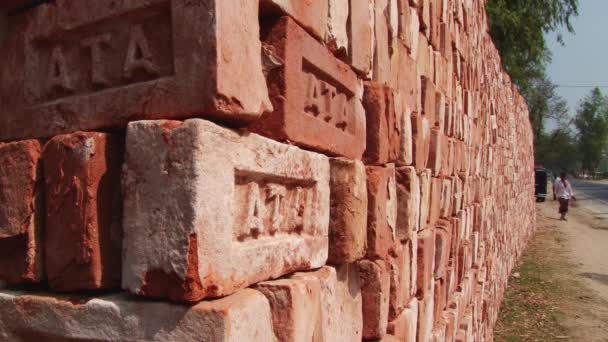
554, 172, 576, 221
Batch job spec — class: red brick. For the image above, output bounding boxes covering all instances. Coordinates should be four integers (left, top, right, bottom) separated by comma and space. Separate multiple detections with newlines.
328, 158, 367, 264
1, 0, 271, 141
434, 222, 452, 280
416, 229, 435, 298
429, 0, 442, 50
43, 132, 123, 291
428, 177, 442, 226
418, 169, 431, 228
412, 112, 430, 173
418, 0, 430, 33
435, 91, 447, 131
373, 0, 391, 84
122, 119, 329, 302
366, 165, 398, 260
348, 0, 374, 75
431, 328, 447, 342
387, 297, 418, 341
388, 242, 406, 320
359, 259, 390, 339
292, 265, 363, 341
250, 16, 366, 159
443, 309, 458, 342
428, 128, 445, 176
433, 279, 447, 326
422, 76, 437, 127
363, 83, 402, 165
260, 0, 328, 40
397, 1, 415, 52
256, 274, 323, 342
417, 290, 434, 342
407, 237, 419, 299
396, 166, 420, 241
0, 288, 276, 341
0, 140, 43, 284
440, 178, 453, 218
396, 51, 419, 113
397, 100, 414, 166
417, 34, 432, 78
326, 0, 349, 53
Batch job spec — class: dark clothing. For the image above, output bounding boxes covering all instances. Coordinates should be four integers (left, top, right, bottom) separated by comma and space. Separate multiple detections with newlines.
558, 198, 569, 214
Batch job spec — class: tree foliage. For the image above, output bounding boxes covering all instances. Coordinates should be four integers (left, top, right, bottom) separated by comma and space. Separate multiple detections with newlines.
486, 0, 578, 92
486, 0, 579, 171
574, 88, 608, 172
534, 128, 578, 171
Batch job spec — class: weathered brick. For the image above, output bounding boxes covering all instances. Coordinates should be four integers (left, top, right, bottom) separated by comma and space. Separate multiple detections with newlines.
418, 169, 431, 228
388, 297, 418, 341
388, 242, 406, 320
42, 132, 123, 291
360, 259, 390, 339
396, 51, 419, 113
418, 0, 430, 33
440, 178, 453, 219
0, 140, 43, 284
428, 128, 444, 176
407, 236, 419, 299
260, 0, 328, 39
396, 166, 420, 241
292, 265, 363, 341
397, 102, 414, 166
348, 0, 374, 75
412, 112, 430, 172
373, 0, 391, 84
251, 17, 366, 159
0, 288, 275, 341
417, 289, 434, 342
363, 83, 402, 165
328, 158, 367, 264
429, 177, 442, 226
434, 279, 447, 325
434, 222, 452, 280
416, 229, 435, 298
326, 0, 349, 53
0, 0, 271, 141
366, 165, 398, 260
122, 119, 329, 302
256, 275, 323, 341
422, 76, 437, 127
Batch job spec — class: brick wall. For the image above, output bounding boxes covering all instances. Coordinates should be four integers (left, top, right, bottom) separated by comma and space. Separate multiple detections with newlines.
0, 0, 535, 341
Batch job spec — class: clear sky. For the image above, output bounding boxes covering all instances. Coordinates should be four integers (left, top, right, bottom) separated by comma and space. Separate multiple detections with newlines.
546, 0, 608, 119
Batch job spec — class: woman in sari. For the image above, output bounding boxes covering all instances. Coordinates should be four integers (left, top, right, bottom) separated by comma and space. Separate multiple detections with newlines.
554, 172, 576, 221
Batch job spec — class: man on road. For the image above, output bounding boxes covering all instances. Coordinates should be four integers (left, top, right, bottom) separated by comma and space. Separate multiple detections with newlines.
555, 172, 576, 221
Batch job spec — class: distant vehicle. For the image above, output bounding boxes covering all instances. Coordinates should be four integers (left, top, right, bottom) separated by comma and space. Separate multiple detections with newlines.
535, 167, 548, 202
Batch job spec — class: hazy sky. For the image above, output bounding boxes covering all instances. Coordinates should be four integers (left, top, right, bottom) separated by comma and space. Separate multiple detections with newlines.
546, 0, 608, 118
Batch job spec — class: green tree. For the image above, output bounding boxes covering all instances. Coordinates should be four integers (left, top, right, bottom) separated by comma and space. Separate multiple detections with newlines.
486, 0, 578, 153
486, 0, 578, 91
526, 75, 560, 143
574, 88, 608, 172
535, 128, 578, 171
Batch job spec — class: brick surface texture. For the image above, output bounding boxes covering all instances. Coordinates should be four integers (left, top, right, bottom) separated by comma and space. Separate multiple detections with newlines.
0, 0, 536, 341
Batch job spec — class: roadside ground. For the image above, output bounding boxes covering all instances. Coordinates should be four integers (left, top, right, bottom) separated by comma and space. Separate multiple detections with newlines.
495, 192, 608, 341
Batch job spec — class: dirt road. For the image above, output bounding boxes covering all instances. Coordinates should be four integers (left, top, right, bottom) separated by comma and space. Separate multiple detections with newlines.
496, 181, 608, 341
558, 180, 608, 301
539, 180, 608, 340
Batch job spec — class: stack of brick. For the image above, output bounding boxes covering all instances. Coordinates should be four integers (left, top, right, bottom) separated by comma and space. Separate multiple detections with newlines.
0, 0, 535, 341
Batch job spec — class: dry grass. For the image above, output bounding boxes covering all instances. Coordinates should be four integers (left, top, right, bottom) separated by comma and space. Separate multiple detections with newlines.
494, 213, 580, 342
